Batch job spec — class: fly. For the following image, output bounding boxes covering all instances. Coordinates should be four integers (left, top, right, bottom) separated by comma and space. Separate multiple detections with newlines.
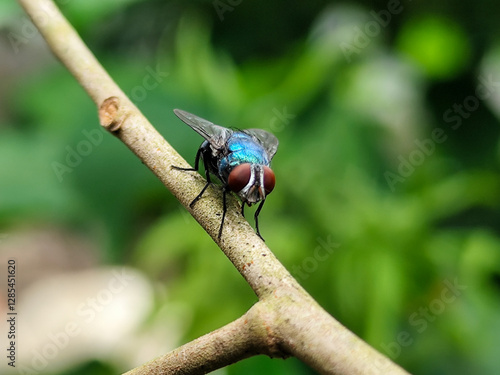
172, 109, 279, 240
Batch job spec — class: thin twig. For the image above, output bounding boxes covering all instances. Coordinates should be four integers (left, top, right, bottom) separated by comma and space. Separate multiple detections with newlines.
18, 1, 412, 374
123, 305, 274, 375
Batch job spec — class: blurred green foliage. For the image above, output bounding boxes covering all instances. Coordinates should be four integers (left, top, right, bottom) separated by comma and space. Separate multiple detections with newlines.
2, 1, 500, 374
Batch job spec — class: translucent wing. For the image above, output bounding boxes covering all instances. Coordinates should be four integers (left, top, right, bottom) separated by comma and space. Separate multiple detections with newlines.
173, 109, 232, 150
244, 129, 279, 160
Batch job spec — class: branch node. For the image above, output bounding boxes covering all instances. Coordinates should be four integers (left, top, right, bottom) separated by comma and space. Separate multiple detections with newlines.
99, 96, 127, 132
248, 302, 291, 360
264, 326, 290, 359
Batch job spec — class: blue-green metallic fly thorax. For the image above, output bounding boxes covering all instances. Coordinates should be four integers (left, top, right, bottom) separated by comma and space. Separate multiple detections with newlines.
218, 133, 270, 183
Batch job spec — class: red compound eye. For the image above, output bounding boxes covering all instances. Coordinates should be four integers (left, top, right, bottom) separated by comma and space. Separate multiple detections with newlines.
228, 164, 251, 193
263, 166, 275, 194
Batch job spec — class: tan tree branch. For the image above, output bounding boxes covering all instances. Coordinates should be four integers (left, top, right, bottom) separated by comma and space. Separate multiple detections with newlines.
18, 1, 411, 374
123, 302, 289, 375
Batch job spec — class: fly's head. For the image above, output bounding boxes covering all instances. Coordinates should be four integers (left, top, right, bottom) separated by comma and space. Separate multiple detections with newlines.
227, 163, 275, 205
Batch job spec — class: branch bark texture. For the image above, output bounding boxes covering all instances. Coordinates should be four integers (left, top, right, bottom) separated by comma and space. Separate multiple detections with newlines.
18, 1, 412, 374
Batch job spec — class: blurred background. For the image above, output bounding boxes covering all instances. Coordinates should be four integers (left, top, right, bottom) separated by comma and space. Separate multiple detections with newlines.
1, 0, 500, 374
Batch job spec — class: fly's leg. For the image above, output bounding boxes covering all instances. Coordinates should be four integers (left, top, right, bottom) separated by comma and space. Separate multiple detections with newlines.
189, 181, 210, 208
241, 202, 246, 217
171, 147, 212, 208
218, 187, 228, 240
254, 199, 266, 241
188, 153, 214, 208
171, 147, 203, 172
